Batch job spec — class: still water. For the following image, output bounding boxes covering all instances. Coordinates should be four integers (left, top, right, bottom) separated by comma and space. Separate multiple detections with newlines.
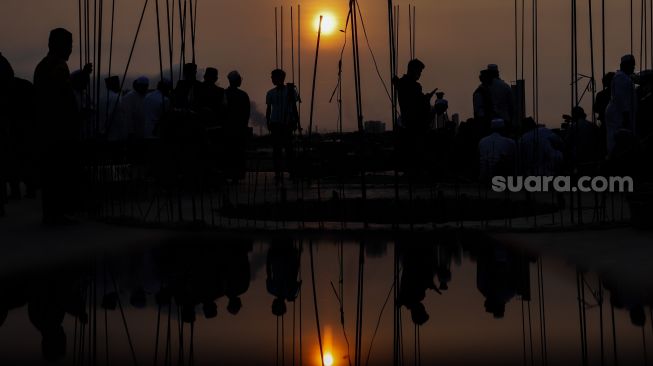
0, 232, 650, 366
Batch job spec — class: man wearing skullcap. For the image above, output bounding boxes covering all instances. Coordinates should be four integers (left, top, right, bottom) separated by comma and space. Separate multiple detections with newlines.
119, 76, 149, 140
606, 54, 637, 154
478, 118, 516, 181
224, 70, 251, 180
487, 64, 514, 127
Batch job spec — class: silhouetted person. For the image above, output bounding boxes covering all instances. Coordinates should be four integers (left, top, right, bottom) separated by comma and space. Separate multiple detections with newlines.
174, 63, 202, 111
395, 59, 436, 175
223, 241, 252, 315
433, 91, 449, 129
487, 64, 514, 128
225, 71, 251, 180
120, 76, 149, 139
266, 239, 301, 316
266, 69, 299, 183
396, 59, 435, 132
478, 118, 516, 182
397, 242, 440, 325
594, 72, 615, 156
517, 118, 563, 176
473, 69, 495, 134
563, 106, 602, 174
143, 79, 172, 139
71, 63, 94, 139
197, 67, 226, 128
33, 28, 81, 225
606, 54, 637, 154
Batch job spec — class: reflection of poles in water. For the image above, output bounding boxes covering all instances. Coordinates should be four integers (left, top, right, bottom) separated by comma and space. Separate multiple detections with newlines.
309, 241, 326, 366
576, 270, 589, 366
536, 258, 548, 366
354, 242, 365, 366
612, 301, 619, 366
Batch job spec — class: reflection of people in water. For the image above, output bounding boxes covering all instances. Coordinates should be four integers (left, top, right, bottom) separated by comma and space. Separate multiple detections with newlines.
150, 239, 253, 322
472, 243, 532, 319
602, 275, 651, 327
0, 266, 87, 362
397, 242, 441, 325
266, 238, 302, 317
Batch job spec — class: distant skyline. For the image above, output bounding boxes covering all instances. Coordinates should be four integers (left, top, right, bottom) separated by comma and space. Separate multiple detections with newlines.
0, 0, 644, 130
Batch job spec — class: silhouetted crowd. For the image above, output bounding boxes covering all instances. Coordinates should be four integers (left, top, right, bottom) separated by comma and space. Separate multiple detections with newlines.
2, 28, 653, 224
395, 56, 653, 184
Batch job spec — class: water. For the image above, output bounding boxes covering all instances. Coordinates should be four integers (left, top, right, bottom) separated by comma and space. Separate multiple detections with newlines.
0, 232, 650, 366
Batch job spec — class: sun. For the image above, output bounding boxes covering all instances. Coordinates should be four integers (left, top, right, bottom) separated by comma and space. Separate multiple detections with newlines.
314, 13, 337, 35
323, 352, 335, 366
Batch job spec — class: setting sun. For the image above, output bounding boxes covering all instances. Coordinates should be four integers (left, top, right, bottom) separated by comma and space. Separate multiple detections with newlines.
323, 352, 335, 366
314, 13, 338, 35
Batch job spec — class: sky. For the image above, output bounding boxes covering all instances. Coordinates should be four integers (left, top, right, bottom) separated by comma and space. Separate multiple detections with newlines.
0, 0, 644, 131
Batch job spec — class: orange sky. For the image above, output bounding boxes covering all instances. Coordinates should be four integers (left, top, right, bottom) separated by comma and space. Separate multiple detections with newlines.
0, 0, 642, 131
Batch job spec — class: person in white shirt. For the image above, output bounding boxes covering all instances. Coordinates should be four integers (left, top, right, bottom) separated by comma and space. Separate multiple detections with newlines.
119, 76, 149, 140
143, 79, 172, 139
518, 118, 563, 176
479, 118, 516, 181
487, 64, 514, 127
102, 76, 122, 139
606, 54, 637, 154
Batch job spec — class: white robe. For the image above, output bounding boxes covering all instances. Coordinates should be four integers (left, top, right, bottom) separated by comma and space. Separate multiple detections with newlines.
605, 70, 637, 154
143, 90, 170, 139
479, 132, 516, 179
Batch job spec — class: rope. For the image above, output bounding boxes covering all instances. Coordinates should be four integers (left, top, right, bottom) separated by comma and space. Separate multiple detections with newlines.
364, 282, 394, 366
356, 0, 392, 103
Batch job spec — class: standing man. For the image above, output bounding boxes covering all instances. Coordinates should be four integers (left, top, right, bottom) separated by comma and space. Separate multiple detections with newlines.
197, 67, 226, 128
487, 64, 514, 129
120, 77, 149, 140
143, 79, 172, 139
594, 72, 615, 156
266, 69, 299, 184
395, 59, 436, 175
225, 71, 251, 180
473, 69, 495, 135
33, 28, 80, 225
478, 119, 516, 182
606, 55, 637, 155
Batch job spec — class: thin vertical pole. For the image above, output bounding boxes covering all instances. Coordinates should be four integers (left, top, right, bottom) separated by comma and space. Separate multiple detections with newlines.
308, 16, 323, 138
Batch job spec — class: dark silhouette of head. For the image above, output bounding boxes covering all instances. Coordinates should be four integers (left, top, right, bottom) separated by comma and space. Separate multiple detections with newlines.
602, 72, 615, 89
630, 306, 646, 327
271, 69, 286, 87
272, 298, 287, 316
133, 77, 149, 95
0, 53, 15, 85
157, 78, 172, 96
410, 303, 430, 325
479, 69, 493, 86
484, 298, 506, 319
203, 301, 218, 319
105, 76, 120, 93
42, 325, 66, 362
407, 59, 425, 80
522, 117, 537, 132
183, 63, 198, 81
487, 64, 500, 79
620, 54, 636, 75
227, 296, 243, 315
571, 106, 587, 121
48, 28, 73, 61
204, 67, 218, 84
228, 70, 242, 88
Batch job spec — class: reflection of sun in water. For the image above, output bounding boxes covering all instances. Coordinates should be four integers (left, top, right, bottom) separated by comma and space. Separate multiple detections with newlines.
314, 13, 337, 35
323, 352, 335, 366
